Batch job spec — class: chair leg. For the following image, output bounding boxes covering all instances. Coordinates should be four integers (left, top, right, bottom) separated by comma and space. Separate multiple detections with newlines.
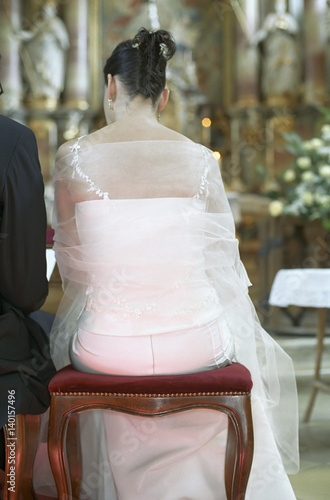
67, 413, 81, 499
19, 415, 40, 500
3, 415, 39, 500
224, 395, 254, 500
225, 415, 236, 500
48, 397, 79, 500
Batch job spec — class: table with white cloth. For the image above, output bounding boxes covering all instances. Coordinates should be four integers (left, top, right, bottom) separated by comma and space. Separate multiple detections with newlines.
269, 269, 330, 421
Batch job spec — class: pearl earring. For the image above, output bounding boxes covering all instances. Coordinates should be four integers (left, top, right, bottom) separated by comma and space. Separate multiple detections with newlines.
108, 98, 113, 110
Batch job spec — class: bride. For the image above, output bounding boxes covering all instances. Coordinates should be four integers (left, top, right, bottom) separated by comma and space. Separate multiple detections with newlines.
47, 27, 299, 500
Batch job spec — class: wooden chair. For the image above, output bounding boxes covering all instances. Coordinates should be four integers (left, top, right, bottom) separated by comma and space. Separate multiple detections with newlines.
3, 414, 40, 500
48, 362, 254, 500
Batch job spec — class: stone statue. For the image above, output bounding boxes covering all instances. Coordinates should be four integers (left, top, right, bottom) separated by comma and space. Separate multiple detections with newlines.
253, 0, 300, 104
164, 15, 205, 141
19, 2, 69, 108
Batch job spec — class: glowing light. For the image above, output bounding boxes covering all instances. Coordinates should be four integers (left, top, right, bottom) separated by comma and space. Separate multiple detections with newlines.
213, 151, 221, 160
202, 117, 212, 128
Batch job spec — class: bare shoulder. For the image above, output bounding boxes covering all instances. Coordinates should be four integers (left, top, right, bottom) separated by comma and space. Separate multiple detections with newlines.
80, 126, 110, 145
86, 122, 194, 144
156, 125, 193, 143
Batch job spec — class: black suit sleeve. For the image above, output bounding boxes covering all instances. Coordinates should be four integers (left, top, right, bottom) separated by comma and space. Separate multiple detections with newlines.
0, 127, 48, 313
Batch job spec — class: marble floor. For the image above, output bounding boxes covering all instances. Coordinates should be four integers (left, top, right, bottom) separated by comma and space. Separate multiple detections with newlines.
274, 332, 330, 500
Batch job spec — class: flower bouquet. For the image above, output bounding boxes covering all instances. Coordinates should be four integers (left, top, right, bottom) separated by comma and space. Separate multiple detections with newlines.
268, 122, 330, 230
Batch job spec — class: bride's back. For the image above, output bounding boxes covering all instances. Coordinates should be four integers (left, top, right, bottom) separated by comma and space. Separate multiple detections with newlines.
54, 134, 211, 203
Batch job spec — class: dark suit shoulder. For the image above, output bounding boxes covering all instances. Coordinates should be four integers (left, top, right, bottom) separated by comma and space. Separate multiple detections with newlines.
0, 114, 33, 138
0, 114, 36, 154
0, 115, 37, 187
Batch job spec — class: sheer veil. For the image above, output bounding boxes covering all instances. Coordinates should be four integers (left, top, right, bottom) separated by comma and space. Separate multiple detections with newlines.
49, 137, 299, 484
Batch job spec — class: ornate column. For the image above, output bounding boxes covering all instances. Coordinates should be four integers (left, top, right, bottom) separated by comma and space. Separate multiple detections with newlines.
62, 0, 89, 109
303, 0, 328, 104
232, 0, 259, 106
0, 0, 23, 112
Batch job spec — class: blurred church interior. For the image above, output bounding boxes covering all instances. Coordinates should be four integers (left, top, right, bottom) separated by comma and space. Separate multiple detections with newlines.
0, 0, 329, 498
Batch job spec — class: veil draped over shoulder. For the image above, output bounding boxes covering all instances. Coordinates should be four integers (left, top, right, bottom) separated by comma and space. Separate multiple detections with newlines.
49, 138, 299, 496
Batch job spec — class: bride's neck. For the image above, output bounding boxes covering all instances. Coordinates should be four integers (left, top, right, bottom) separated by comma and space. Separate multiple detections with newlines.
112, 96, 158, 124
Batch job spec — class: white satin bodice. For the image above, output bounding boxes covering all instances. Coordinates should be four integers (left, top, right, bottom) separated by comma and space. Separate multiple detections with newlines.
76, 196, 229, 336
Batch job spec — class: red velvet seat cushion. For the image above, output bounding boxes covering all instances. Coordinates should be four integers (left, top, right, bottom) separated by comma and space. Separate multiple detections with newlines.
46, 227, 54, 245
49, 363, 252, 395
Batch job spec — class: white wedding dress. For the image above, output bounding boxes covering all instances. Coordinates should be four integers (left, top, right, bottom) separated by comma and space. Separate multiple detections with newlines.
37, 138, 299, 499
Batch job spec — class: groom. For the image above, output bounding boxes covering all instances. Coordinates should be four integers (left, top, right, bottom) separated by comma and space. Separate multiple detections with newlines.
0, 74, 56, 472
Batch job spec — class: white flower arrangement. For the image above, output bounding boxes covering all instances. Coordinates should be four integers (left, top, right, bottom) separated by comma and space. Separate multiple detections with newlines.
267, 120, 330, 230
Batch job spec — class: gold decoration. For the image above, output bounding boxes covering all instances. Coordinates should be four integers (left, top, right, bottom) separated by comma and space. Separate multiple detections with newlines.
269, 115, 295, 135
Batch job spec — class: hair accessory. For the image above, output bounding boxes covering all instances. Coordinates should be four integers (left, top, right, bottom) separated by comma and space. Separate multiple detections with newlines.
108, 98, 113, 110
132, 42, 139, 49
159, 42, 167, 56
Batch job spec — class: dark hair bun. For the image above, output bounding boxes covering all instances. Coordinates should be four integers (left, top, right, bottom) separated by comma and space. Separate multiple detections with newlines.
131, 28, 176, 62
103, 27, 176, 105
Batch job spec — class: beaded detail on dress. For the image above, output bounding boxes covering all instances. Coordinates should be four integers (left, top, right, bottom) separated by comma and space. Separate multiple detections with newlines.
70, 136, 109, 200
70, 137, 210, 203
194, 146, 210, 200
84, 279, 220, 320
